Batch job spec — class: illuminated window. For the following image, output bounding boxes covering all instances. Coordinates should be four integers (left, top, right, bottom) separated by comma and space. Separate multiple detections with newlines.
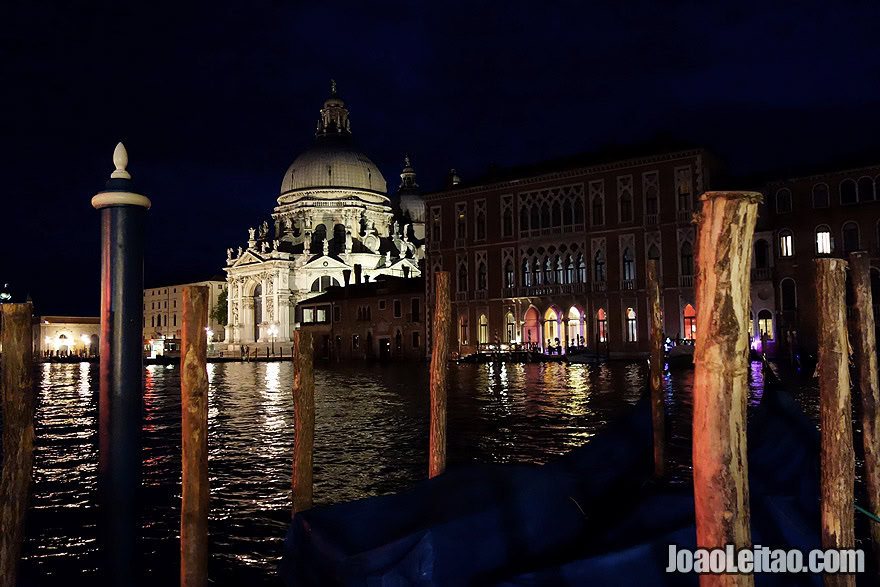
456, 202, 467, 239
522, 258, 531, 287
505, 312, 516, 342
779, 230, 793, 257
302, 308, 314, 324
622, 248, 635, 281
816, 226, 832, 255
412, 331, 421, 348
683, 304, 696, 340
625, 307, 637, 342
597, 308, 607, 343
478, 314, 488, 344
504, 260, 515, 288
578, 254, 587, 282
758, 310, 773, 340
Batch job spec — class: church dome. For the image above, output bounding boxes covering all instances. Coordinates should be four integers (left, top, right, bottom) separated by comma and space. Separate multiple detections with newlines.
279, 81, 387, 197
280, 140, 387, 195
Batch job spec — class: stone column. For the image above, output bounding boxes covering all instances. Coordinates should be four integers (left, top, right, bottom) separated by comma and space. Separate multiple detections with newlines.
259, 276, 267, 342
225, 278, 233, 344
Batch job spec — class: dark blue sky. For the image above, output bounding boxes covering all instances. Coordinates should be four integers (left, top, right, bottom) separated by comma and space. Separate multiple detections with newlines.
2, 1, 880, 315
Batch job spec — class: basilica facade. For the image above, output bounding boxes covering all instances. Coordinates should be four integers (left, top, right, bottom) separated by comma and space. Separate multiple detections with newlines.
223, 83, 425, 346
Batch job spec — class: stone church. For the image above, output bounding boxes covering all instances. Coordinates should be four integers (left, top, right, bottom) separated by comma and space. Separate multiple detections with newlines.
224, 82, 425, 346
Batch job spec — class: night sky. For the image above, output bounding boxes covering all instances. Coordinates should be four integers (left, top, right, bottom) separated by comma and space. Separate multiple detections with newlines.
3, 1, 880, 316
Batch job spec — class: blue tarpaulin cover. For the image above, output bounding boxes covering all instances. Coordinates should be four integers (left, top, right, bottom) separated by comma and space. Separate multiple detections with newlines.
281, 387, 821, 586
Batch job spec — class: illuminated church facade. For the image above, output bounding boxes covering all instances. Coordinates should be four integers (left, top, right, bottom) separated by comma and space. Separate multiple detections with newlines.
223, 83, 425, 345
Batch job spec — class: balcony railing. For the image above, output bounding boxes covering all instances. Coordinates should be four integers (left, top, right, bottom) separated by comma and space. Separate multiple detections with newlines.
502, 287, 517, 298
474, 290, 487, 300
593, 281, 607, 292
677, 210, 693, 223
679, 274, 694, 287
645, 213, 658, 226
455, 291, 469, 302
454, 238, 467, 249
751, 267, 772, 281
621, 279, 635, 291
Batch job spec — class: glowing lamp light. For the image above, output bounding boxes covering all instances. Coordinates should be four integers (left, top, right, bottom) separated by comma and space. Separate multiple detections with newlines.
44, 336, 52, 345
81, 334, 91, 346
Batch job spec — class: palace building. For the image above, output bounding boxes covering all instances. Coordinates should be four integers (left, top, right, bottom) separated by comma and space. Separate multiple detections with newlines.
424, 149, 715, 357
223, 82, 425, 347
762, 161, 880, 360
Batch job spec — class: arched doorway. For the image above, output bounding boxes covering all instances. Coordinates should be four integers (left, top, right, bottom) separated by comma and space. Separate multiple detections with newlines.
505, 311, 516, 343
567, 306, 584, 347
253, 284, 263, 342
523, 307, 540, 347
683, 304, 696, 340
544, 307, 560, 347
57, 333, 69, 356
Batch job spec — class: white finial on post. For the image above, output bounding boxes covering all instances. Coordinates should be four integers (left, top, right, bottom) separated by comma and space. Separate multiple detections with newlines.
111, 142, 131, 179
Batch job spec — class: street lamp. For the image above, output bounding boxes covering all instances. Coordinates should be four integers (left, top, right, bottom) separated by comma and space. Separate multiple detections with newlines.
268, 324, 278, 355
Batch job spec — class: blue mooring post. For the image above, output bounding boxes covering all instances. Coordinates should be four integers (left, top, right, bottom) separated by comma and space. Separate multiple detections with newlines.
92, 143, 151, 585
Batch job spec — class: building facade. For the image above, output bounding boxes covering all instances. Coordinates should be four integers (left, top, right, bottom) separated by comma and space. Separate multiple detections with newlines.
424, 149, 714, 357
763, 162, 880, 359
143, 280, 227, 342
223, 82, 425, 348
297, 276, 425, 360
38, 316, 100, 356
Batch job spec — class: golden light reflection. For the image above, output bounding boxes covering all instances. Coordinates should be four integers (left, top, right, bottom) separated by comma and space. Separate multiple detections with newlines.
78, 361, 90, 396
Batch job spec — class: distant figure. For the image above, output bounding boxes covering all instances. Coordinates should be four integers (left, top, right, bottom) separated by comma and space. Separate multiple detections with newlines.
546, 338, 552, 354
555, 337, 561, 354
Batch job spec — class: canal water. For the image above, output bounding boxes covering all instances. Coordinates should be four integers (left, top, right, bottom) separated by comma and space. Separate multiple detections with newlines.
14, 359, 810, 585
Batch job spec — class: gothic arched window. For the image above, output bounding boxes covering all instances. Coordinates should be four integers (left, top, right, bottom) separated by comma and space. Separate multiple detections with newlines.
592, 196, 604, 226
680, 241, 694, 276
622, 248, 635, 282
594, 250, 606, 282
457, 263, 468, 293
504, 260, 514, 288
522, 258, 531, 287
477, 262, 487, 290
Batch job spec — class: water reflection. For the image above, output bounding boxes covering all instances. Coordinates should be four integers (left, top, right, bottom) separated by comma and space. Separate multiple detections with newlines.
21, 360, 781, 585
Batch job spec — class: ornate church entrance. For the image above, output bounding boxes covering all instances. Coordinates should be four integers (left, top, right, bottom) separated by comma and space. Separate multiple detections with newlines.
253, 284, 262, 342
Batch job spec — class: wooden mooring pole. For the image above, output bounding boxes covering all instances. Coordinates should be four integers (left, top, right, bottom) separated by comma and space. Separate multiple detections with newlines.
693, 191, 761, 587
646, 259, 665, 479
0, 303, 35, 587
815, 257, 857, 587
429, 271, 451, 478
181, 286, 209, 587
848, 251, 880, 575
292, 330, 314, 516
